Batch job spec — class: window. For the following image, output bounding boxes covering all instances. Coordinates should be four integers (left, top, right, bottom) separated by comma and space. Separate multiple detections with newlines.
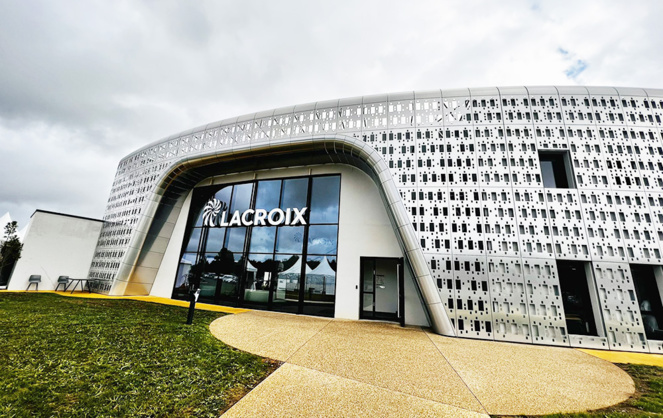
557, 261, 599, 336
539, 150, 575, 188
632, 265, 663, 340
173, 175, 341, 318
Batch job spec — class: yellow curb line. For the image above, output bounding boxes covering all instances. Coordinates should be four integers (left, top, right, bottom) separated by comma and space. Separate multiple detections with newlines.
0, 290, 249, 314
578, 348, 663, 367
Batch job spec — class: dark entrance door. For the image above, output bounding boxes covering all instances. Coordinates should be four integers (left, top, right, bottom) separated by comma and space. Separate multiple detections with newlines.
360, 257, 404, 325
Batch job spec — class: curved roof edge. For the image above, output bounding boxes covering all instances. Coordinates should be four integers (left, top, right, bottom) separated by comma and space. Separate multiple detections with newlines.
121, 85, 663, 164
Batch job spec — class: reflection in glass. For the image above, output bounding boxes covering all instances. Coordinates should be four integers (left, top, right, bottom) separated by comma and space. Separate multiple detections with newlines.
184, 228, 202, 252
175, 175, 341, 317
214, 186, 233, 211
230, 183, 254, 213
362, 263, 373, 292
307, 225, 338, 255
224, 227, 247, 252
175, 253, 198, 289
304, 256, 336, 304
309, 176, 340, 224
206, 251, 243, 300
275, 226, 304, 254
361, 260, 374, 313
275, 254, 301, 304
281, 178, 308, 209
255, 180, 281, 211
205, 227, 226, 253
198, 255, 216, 299
245, 254, 277, 304
249, 227, 277, 253
363, 293, 374, 312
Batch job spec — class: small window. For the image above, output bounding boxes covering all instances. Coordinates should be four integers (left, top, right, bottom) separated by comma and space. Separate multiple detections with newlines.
539, 150, 575, 188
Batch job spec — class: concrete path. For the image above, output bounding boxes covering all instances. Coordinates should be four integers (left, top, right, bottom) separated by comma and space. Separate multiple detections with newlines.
210, 311, 634, 417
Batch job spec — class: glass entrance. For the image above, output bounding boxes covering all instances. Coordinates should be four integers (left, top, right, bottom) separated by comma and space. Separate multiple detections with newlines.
360, 257, 403, 323
173, 175, 341, 318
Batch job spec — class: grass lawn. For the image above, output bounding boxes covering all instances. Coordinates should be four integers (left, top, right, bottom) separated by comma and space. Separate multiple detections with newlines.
0, 293, 278, 417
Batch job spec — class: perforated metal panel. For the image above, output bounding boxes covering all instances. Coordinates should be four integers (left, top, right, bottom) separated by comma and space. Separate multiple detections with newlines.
593, 262, 648, 352
92, 86, 663, 353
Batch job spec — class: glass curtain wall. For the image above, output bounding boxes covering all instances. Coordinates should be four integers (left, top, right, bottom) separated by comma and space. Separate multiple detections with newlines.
173, 175, 340, 317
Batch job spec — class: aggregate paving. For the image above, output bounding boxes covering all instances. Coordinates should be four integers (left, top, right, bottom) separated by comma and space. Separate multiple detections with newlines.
211, 311, 635, 416
223, 363, 487, 418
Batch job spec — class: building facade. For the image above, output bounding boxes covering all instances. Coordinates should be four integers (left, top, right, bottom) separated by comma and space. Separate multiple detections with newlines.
7, 210, 103, 291
89, 86, 663, 353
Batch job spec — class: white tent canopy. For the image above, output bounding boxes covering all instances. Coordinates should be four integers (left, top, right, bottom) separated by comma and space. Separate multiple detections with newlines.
279, 256, 302, 276
305, 257, 336, 296
308, 256, 335, 276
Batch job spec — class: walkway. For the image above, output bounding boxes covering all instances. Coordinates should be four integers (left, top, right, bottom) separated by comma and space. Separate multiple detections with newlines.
210, 311, 635, 417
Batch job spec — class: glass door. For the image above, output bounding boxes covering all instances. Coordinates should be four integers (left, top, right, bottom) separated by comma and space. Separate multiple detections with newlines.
360, 257, 403, 322
360, 258, 375, 319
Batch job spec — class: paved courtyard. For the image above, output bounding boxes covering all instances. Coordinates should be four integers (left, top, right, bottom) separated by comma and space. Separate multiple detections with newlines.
210, 311, 635, 417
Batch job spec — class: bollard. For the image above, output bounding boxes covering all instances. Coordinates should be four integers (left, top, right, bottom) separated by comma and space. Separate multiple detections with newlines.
186, 288, 201, 325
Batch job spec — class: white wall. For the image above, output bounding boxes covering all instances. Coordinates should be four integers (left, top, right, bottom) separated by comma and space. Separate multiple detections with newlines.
8, 211, 103, 290
149, 164, 430, 326
150, 191, 194, 298
335, 166, 402, 320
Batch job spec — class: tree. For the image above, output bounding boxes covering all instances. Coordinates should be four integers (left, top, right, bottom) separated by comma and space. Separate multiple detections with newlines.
0, 221, 23, 286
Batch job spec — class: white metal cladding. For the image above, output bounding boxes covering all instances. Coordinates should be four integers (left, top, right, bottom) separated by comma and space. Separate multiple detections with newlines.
90, 86, 663, 352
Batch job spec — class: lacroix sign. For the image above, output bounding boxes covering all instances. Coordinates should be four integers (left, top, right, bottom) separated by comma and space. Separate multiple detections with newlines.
202, 198, 307, 227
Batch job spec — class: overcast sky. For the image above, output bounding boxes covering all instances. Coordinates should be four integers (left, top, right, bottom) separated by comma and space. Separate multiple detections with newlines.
1, 0, 662, 228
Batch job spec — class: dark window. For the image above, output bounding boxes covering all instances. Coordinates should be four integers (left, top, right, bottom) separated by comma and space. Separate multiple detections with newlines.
558, 261, 598, 336
632, 264, 663, 340
539, 150, 575, 188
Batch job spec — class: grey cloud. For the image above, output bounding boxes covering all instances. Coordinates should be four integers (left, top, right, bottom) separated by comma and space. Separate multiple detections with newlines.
1, 0, 662, 228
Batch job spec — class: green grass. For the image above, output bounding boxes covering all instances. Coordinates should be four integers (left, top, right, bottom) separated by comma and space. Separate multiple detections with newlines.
0, 293, 277, 417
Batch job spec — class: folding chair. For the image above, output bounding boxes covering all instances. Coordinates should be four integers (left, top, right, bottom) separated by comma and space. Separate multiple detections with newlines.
26, 275, 41, 291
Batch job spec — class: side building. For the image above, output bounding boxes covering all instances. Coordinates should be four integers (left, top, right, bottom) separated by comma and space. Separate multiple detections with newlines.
88, 86, 663, 353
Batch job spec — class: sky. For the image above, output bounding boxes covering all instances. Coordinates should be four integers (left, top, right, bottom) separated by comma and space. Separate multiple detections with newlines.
0, 0, 662, 228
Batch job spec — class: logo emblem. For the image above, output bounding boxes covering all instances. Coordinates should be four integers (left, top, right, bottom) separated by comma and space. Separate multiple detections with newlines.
202, 198, 226, 227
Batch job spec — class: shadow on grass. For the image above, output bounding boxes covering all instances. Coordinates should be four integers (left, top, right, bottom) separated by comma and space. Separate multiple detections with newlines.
0, 293, 278, 417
